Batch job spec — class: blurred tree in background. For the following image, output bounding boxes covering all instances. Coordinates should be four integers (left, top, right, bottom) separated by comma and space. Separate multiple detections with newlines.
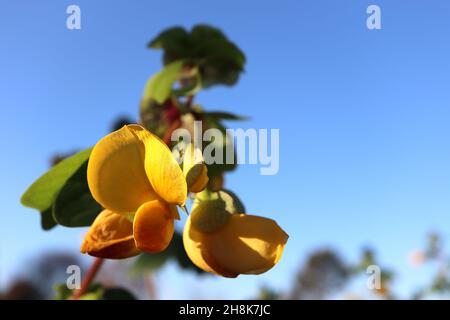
3, 231, 449, 299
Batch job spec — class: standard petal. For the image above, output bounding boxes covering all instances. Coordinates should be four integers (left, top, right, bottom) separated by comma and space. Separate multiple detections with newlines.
87, 126, 157, 214
183, 214, 288, 277
133, 200, 175, 253
80, 209, 140, 259
127, 125, 187, 206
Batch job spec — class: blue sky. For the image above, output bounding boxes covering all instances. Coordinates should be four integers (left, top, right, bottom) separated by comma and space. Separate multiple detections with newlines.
2, 0, 450, 298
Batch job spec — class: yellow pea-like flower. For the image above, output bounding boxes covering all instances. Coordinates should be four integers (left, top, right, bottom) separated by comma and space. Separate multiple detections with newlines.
183, 190, 288, 277
81, 124, 186, 258
183, 214, 288, 277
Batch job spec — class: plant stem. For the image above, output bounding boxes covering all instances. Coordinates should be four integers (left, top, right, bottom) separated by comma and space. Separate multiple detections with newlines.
145, 273, 158, 300
186, 95, 194, 109
73, 257, 104, 299
163, 118, 182, 145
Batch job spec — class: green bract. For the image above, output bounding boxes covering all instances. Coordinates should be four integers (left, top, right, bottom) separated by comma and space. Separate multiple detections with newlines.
190, 189, 246, 233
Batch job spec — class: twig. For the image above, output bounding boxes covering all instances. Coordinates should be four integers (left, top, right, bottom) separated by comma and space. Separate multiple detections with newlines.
163, 118, 182, 145
72, 257, 105, 299
186, 95, 194, 109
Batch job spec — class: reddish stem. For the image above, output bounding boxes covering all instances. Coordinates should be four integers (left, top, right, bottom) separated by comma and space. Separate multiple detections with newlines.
163, 118, 182, 146
186, 95, 194, 109
72, 257, 104, 299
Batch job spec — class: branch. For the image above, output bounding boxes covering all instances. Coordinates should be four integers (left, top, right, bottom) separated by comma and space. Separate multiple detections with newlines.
163, 118, 182, 145
72, 257, 104, 299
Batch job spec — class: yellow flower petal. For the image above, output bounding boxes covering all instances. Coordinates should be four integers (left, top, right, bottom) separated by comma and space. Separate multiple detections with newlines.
87, 125, 157, 214
80, 209, 140, 259
183, 214, 288, 277
133, 200, 175, 253
127, 125, 187, 206
181, 219, 224, 275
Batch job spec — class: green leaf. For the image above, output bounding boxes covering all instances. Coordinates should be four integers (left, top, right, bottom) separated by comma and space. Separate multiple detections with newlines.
132, 250, 171, 273
21, 148, 92, 212
203, 119, 237, 178
203, 111, 248, 121
41, 207, 57, 230
102, 288, 136, 300
53, 283, 136, 300
191, 25, 227, 42
148, 26, 190, 51
78, 292, 104, 300
149, 27, 192, 65
52, 161, 102, 227
53, 283, 73, 300
143, 60, 184, 104
196, 39, 245, 88
148, 25, 246, 88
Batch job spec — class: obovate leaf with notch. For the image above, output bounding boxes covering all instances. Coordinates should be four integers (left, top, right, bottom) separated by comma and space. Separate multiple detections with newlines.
203, 119, 237, 178
52, 161, 102, 227
21, 148, 92, 230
